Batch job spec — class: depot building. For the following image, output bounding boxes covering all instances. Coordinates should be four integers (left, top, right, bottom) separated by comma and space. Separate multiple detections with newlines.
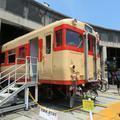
0, 0, 120, 84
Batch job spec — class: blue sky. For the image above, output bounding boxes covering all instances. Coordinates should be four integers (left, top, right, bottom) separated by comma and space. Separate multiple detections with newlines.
35, 0, 120, 30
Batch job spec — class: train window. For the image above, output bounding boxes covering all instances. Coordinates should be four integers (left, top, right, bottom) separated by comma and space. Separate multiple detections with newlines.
0, 52, 5, 64
88, 35, 94, 52
55, 30, 62, 47
97, 43, 100, 54
19, 46, 26, 58
46, 35, 51, 54
88, 39, 91, 51
78, 35, 83, 48
85, 25, 93, 33
66, 29, 83, 48
8, 49, 15, 63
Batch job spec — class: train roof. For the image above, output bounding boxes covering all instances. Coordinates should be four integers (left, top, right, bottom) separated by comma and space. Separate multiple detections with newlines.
2, 19, 93, 50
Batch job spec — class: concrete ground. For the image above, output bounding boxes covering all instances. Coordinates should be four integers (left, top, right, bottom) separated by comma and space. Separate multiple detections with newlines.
0, 85, 120, 120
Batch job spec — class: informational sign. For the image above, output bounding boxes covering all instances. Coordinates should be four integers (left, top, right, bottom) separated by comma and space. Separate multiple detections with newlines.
39, 107, 58, 120
82, 99, 94, 111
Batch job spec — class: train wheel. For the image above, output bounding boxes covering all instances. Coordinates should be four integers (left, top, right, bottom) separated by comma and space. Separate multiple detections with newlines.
85, 89, 98, 100
98, 80, 109, 92
90, 90, 98, 100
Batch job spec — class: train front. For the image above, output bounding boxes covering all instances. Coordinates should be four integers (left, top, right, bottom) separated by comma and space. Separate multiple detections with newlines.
53, 19, 100, 107
53, 19, 100, 86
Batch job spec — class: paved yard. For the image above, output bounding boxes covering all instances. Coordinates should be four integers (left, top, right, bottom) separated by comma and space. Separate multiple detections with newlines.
0, 85, 120, 120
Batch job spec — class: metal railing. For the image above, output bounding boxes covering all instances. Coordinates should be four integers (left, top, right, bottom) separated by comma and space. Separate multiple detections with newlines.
0, 65, 15, 78
0, 56, 38, 91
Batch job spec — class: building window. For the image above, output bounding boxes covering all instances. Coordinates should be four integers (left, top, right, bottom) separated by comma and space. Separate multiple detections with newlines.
0, 52, 5, 64
19, 46, 26, 58
66, 29, 83, 48
46, 35, 51, 54
56, 30, 62, 47
8, 49, 16, 63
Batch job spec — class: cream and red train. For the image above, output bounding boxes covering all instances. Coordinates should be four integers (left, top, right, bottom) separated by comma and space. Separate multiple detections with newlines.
0, 19, 100, 103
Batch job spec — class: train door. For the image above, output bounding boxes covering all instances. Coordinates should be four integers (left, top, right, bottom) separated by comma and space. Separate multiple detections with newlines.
30, 37, 38, 82
43, 33, 52, 78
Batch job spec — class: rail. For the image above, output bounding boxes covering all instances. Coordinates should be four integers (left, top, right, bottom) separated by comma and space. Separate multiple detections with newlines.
0, 56, 38, 90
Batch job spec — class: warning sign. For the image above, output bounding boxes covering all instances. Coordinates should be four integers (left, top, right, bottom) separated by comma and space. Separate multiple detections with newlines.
82, 99, 94, 111
39, 107, 58, 120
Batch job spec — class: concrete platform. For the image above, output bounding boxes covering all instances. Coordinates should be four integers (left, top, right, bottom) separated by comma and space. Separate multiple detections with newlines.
0, 85, 120, 120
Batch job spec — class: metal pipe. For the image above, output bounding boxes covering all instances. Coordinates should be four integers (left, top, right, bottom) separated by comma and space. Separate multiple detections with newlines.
25, 57, 28, 83
94, 37, 98, 79
24, 87, 29, 110
35, 84, 38, 102
84, 32, 88, 81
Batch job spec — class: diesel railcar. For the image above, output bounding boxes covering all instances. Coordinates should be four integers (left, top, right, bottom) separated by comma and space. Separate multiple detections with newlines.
0, 19, 100, 107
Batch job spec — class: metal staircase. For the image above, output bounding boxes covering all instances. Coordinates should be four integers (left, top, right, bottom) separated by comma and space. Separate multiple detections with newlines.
0, 56, 38, 108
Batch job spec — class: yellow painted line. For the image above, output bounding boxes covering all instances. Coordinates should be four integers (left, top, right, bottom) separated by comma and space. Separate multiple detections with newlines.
92, 101, 120, 120
95, 104, 107, 108
29, 91, 120, 120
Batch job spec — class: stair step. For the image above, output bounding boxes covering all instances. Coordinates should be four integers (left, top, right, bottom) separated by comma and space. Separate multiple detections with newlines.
0, 93, 11, 98
9, 87, 19, 91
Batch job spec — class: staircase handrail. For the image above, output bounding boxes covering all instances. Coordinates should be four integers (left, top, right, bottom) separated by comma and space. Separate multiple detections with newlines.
0, 57, 26, 79
0, 74, 25, 93
0, 65, 15, 77
0, 73, 15, 84
0, 56, 38, 92
0, 64, 25, 81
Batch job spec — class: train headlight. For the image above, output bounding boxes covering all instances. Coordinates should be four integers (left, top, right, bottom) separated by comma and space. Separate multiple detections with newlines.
82, 84, 85, 87
70, 65, 75, 70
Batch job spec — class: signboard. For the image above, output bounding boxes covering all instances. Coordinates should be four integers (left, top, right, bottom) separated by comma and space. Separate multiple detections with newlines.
39, 107, 58, 120
83, 99, 94, 111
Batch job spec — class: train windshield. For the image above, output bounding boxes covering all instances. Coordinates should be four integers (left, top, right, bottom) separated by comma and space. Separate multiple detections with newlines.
66, 29, 83, 48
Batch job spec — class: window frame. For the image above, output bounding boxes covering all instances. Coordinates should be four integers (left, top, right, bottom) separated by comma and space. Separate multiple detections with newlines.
66, 29, 84, 49
38, 39, 43, 62
18, 45, 27, 59
7, 49, 16, 64
0, 52, 5, 64
54, 24, 84, 52
46, 34, 51, 54
17, 45, 27, 64
88, 34, 96, 55
55, 29, 63, 47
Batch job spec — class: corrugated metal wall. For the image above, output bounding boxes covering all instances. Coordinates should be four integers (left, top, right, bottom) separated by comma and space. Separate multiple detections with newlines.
0, 0, 65, 26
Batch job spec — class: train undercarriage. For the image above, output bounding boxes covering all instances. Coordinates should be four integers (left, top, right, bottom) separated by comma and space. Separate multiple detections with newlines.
38, 80, 100, 108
